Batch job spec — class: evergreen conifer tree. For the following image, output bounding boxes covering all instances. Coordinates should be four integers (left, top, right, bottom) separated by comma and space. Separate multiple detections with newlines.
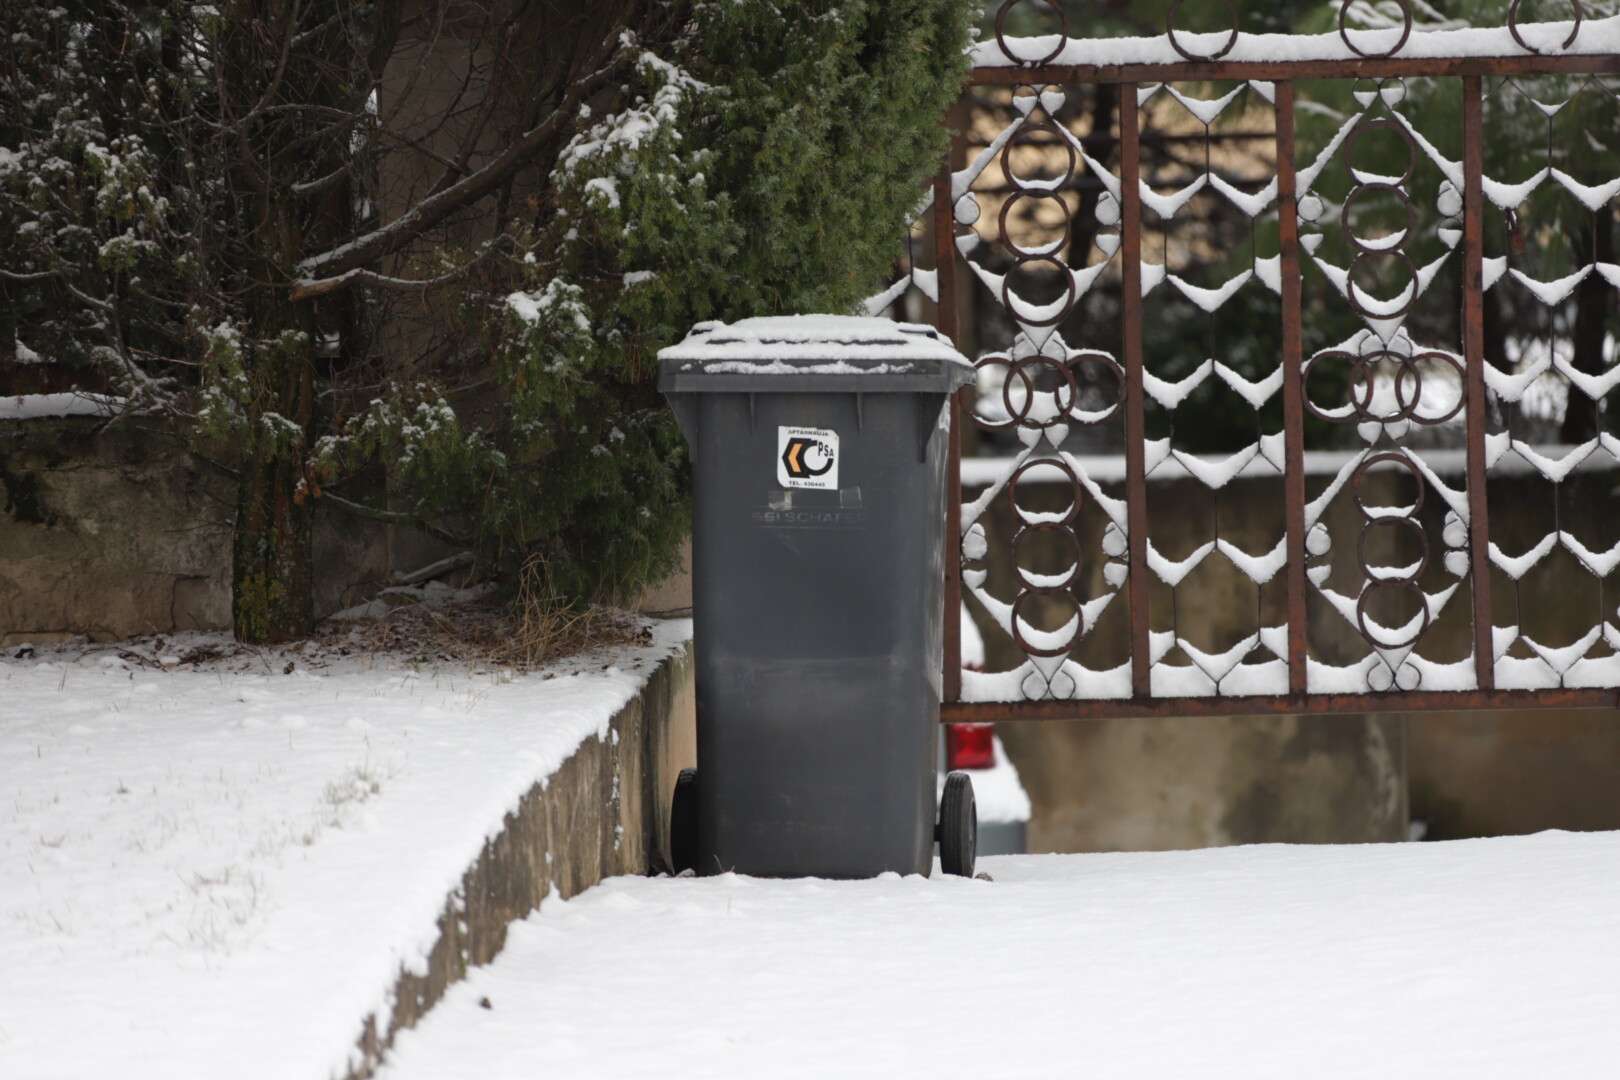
1, 1, 976, 639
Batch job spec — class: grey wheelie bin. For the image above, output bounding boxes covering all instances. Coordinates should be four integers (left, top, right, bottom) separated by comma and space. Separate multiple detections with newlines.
658, 315, 978, 879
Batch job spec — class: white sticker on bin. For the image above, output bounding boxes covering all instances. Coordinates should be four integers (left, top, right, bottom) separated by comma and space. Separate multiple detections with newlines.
777, 426, 839, 490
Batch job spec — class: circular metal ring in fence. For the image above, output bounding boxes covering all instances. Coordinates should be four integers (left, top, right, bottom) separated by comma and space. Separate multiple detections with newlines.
1343, 348, 1455, 426
995, 0, 1069, 66
1338, 0, 1412, 59
1011, 588, 1084, 658
999, 189, 1073, 260
1510, 0, 1583, 54
1356, 580, 1431, 650
1002, 255, 1079, 328
970, 354, 1019, 433
997, 353, 1082, 429
1302, 349, 1361, 423
1352, 451, 1427, 521
1067, 348, 1126, 423
1010, 456, 1084, 526
1342, 119, 1417, 189
1165, 0, 1239, 62
1347, 351, 1408, 424
1000, 120, 1077, 195
1013, 521, 1084, 591
1346, 249, 1419, 322
1340, 182, 1416, 256
1356, 517, 1431, 585
1399, 351, 1466, 425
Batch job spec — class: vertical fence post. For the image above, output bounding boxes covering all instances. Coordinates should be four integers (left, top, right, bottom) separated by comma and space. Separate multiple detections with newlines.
1276, 81, 1309, 696
935, 153, 963, 706
1462, 74, 1495, 691
1120, 83, 1151, 699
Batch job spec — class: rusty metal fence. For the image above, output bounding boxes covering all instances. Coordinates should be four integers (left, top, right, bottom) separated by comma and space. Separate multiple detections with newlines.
873, 1, 1620, 721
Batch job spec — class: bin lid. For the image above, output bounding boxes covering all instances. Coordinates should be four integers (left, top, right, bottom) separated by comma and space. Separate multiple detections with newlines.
658, 315, 975, 394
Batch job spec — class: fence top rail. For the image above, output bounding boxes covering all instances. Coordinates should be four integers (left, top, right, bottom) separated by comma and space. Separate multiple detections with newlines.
976, 11, 1620, 82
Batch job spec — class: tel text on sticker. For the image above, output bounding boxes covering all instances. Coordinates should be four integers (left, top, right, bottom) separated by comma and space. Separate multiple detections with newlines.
777, 426, 839, 490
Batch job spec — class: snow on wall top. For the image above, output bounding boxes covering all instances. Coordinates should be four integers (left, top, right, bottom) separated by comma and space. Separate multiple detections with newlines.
659, 315, 972, 370
973, 17, 1617, 68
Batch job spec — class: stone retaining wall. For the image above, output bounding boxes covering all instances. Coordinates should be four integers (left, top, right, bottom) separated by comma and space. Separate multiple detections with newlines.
347, 642, 696, 1080
0, 416, 451, 643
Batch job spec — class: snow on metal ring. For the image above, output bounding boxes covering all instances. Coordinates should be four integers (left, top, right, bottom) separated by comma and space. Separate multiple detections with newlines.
1390, 352, 1465, 426
1343, 118, 1418, 190
998, 189, 1072, 260
1305, 348, 1467, 427
1357, 518, 1430, 586
1012, 521, 1084, 592
1010, 456, 1084, 526
1338, 0, 1413, 60
1509, 0, 1583, 54
1341, 183, 1416, 256
1011, 588, 1084, 658
1346, 249, 1420, 323
1165, 0, 1239, 63
1000, 120, 1076, 195
1070, 350, 1126, 424
1356, 581, 1432, 651
1002, 257, 1079, 328
994, 0, 1069, 67
1351, 452, 1433, 654
1352, 451, 1427, 520
1005, 354, 1081, 427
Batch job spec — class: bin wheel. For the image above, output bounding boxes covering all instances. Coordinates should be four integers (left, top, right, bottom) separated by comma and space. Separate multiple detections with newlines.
939, 770, 977, 878
670, 767, 699, 874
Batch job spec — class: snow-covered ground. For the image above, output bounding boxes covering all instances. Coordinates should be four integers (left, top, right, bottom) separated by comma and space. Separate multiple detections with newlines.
379, 832, 1620, 1080
9, 619, 1618, 1080
0, 620, 690, 1080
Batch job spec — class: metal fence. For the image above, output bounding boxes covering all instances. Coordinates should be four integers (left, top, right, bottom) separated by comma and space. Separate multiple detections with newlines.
876, 1, 1620, 720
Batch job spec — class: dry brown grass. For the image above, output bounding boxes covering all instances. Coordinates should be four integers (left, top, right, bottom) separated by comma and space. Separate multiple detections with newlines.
303, 557, 651, 671
486, 555, 649, 668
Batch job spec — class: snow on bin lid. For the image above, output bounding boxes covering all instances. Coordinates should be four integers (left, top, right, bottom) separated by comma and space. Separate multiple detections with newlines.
658, 314, 971, 373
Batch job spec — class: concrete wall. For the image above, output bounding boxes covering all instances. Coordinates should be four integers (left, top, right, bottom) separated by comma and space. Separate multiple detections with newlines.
0, 416, 451, 643
1000, 713, 1407, 852
349, 641, 696, 1080
1408, 709, 1620, 840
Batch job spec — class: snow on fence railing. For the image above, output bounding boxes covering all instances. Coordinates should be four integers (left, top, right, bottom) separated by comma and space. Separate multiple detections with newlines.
870, 2, 1620, 719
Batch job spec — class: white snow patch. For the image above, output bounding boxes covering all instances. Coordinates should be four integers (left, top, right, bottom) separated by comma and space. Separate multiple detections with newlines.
378, 831, 1620, 1080
0, 393, 124, 420
660, 316, 971, 368
975, 18, 1616, 67
0, 622, 691, 1080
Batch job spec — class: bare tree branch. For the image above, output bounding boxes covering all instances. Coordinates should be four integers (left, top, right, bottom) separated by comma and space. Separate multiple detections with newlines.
294, 41, 630, 285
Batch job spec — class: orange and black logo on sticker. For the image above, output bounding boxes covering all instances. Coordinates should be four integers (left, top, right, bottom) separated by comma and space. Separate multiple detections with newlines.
781, 437, 833, 478
777, 425, 839, 489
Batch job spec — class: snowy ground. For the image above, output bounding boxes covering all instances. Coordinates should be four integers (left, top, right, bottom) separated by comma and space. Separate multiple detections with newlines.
379, 832, 1620, 1080
8, 619, 1617, 1080
0, 620, 691, 1080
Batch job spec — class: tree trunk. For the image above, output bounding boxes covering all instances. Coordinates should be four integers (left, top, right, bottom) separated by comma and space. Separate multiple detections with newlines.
220, 3, 342, 643
232, 173, 318, 643
232, 433, 315, 642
